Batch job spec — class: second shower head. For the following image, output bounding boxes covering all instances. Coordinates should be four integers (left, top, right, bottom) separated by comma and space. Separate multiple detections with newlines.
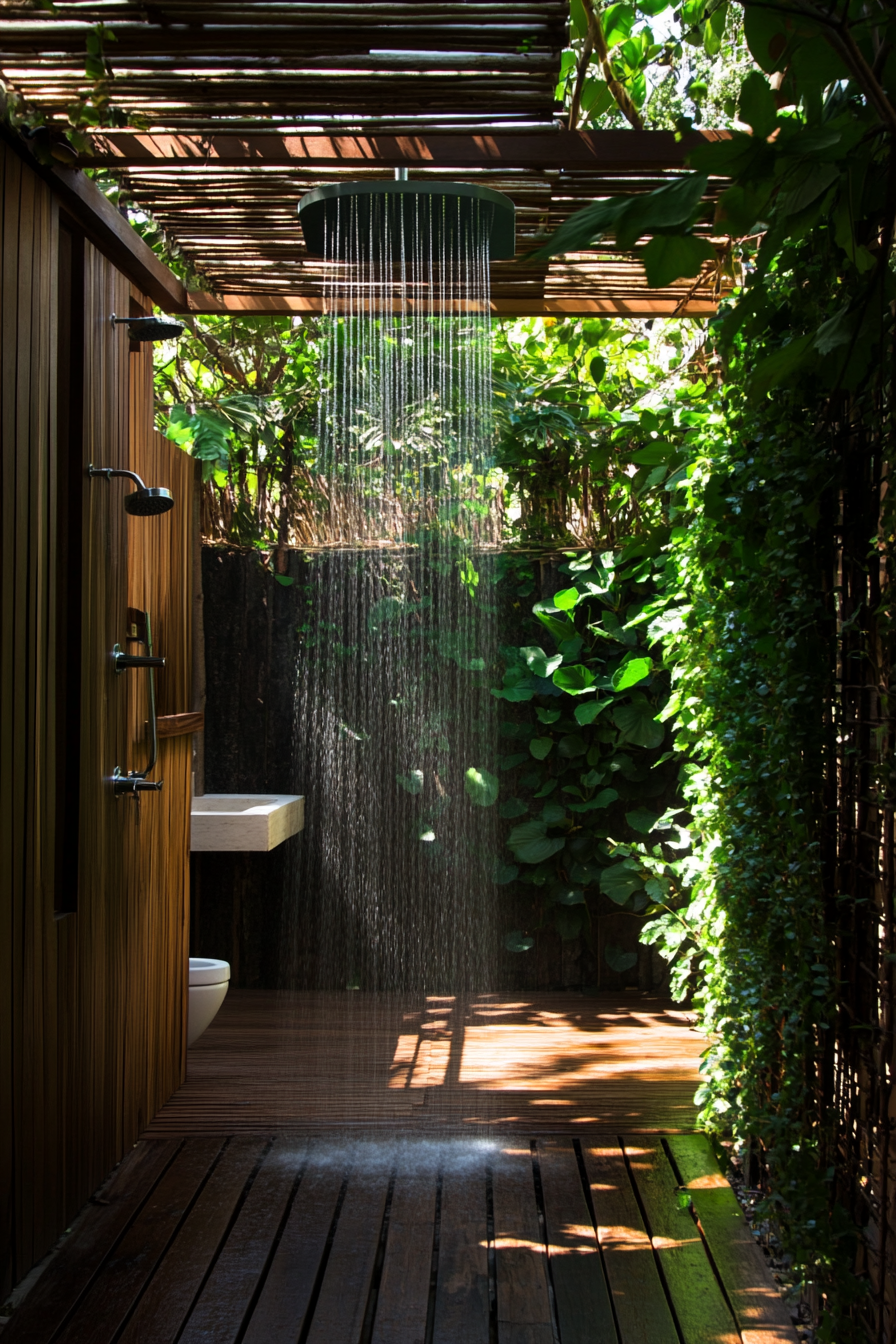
88, 466, 174, 516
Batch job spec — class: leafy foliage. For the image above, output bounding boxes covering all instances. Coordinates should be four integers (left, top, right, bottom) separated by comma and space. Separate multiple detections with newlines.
492, 546, 687, 953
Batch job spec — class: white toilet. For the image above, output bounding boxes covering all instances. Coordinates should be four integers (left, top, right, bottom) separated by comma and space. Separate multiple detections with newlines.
187, 958, 231, 1046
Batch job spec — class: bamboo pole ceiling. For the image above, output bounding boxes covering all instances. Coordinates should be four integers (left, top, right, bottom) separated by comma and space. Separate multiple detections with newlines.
0, 1, 729, 315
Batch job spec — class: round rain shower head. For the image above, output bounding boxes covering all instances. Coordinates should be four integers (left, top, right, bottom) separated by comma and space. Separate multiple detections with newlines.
124, 487, 175, 516
298, 180, 515, 261
88, 465, 175, 517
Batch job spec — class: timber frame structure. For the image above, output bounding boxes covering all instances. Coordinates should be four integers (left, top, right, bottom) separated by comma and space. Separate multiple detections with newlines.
0, 0, 730, 317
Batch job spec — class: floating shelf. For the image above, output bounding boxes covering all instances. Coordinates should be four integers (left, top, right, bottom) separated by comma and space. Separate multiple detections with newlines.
190, 793, 304, 852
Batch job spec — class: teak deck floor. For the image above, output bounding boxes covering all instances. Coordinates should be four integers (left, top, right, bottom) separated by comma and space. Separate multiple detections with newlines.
4, 1132, 797, 1344
145, 989, 705, 1134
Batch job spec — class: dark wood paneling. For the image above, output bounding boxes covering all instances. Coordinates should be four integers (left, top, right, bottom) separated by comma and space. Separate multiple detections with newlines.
0, 140, 193, 1294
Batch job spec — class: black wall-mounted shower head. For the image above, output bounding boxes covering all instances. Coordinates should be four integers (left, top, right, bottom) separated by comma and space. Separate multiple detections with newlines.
298, 180, 516, 262
88, 465, 175, 515
111, 315, 185, 342
125, 486, 175, 516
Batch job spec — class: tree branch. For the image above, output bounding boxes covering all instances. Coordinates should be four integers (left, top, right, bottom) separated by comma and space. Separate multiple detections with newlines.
570, 0, 644, 132
741, 0, 896, 137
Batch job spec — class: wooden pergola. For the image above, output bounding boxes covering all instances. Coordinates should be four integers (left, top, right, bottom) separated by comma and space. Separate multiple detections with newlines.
0, 1, 729, 316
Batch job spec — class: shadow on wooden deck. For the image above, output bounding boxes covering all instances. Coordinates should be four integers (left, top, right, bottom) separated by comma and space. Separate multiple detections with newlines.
146, 989, 705, 1134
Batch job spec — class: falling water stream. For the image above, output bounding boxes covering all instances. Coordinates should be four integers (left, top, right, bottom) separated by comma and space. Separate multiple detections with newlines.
279, 187, 502, 1119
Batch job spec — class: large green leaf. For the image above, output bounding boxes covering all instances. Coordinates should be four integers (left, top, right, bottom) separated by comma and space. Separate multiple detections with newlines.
605, 944, 638, 972
574, 697, 613, 726
552, 665, 597, 695
611, 657, 653, 691
600, 864, 646, 905
641, 235, 716, 289
554, 905, 585, 941
533, 601, 576, 643
521, 646, 563, 678
553, 884, 586, 905
626, 807, 662, 833
529, 737, 554, 760
552, 587, 581, 610
748, 333, 815, 396
739, 71, 778, 138
507, 820, 567, 865
613, 701, 665, 749
616, 174, 710, 251
464, 767, 499, 807
568, 787, 619, 813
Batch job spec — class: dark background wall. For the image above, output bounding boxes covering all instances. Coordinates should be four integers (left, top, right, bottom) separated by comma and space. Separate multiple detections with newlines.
194, 545, 659, 994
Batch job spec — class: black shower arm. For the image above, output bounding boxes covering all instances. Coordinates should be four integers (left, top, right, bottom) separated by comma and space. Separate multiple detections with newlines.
87, 465, 149, 491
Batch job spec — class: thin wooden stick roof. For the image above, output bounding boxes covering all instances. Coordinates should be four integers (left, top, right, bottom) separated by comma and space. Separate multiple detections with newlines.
0, 1, 729, 315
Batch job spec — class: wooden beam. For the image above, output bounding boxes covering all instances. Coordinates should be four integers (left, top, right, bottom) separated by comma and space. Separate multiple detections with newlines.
47, 164, 188, 312
85, 128, 728, 171
184, 292, 719, 317
0, 134, 186, 312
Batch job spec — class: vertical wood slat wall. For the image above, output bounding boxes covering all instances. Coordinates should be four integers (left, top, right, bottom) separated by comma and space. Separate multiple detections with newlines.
0, 139, 193, 1295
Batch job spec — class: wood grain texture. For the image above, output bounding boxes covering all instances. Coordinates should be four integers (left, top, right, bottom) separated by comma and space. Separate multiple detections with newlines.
178, 1137, 306, 1344
144, 989, 702, 1134
156, 711, 205, 738
666, 1135, 798, 1344
0, 137, 195, 1291
242, 1156, 344, 1344
431, 1165, 490, 1344
53, 1138, 223, 1344
537, 1139, 617, 1344
304, 1167, 391, 1344
623, 1137, 739, 1344
581, 1144, 678, 1344
492, 1143, 553, 1344
371, 1157, 438, 1344
119, 1138, 266, 1344
2, 1140, 181, 1344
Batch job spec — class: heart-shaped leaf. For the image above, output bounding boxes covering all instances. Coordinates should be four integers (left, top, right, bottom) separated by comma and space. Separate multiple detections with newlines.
464, 767, 499, 807
600, 864, 646, 905
553, 665, 597, 695
605, 944, 638, 972
611, 657, 653, 691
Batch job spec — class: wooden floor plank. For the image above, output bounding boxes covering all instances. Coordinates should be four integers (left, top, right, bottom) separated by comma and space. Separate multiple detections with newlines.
666, 1136, 798, 1344
304, 1166, 391, 1344
119, 1138, 265, 1344
54, 1139, 223, 1344
492, 1142, 553, 1344
3, 1140, 180, 1344
242, 1158, 343, 1344
177, 1137, 306, 1344
581, 1143, 678, 1344
144, 990, 702, 1135
623, 1138, 739, 1344
371, 1157, 438, 1344
537, 1140, 617, 1344
431, 1161, 490, 1344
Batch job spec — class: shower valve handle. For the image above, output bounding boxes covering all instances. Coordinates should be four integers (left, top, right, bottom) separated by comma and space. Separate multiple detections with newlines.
112, 769, 164, 797
113, 648, 166, 673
